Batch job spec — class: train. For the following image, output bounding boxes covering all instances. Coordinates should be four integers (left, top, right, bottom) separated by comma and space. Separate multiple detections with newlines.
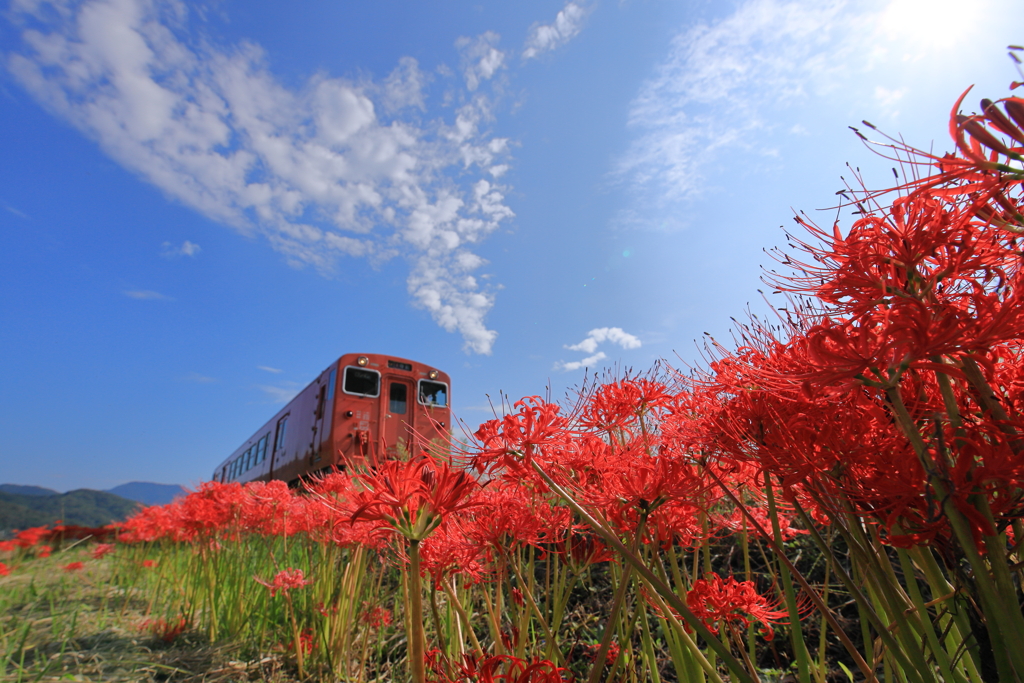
213, 353, 451, 485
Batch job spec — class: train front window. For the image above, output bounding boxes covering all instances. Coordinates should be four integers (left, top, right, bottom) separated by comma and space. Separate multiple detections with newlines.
390, 382, 408, 414
419, 380, 448, 407
344, 367, 380, 396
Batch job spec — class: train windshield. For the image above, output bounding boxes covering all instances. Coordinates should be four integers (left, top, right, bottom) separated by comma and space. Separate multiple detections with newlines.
344, 367, 380, 396
418, 380, 448, 407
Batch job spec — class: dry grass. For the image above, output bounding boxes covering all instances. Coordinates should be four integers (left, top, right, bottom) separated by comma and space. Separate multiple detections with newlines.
0, 551, 300, 683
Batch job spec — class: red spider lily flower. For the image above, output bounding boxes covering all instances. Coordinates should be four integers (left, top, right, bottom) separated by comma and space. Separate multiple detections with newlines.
645, 500, 707, 550
362, 604, 393, 629
141, 616, 189, 643
581, 443, 703, 527
584, 641, 620, 665
685, 574, 788, 639
559, 528, 614, 573
91, 543, 116, 560
461, 481, 568, 555
37, 545, 52, 559
0, 562, 11, 576
719, 504, 807, 542
419, 517, 489, 586
430, 653, 575, 683
349, 456, 480, 541
12, 526, 51, 548
472, 397, 571, 475
579, 377, 672, 432
63, 561, 85, 572
279, 628, 315, 655
142, 559, 158, 568
255, 568, 312, 597
239, 479, 302, 536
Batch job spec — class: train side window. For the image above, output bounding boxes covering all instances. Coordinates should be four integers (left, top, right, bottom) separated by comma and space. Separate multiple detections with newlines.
257, 435, 268, 464
326, 368, 337, 402
244, 447, 252, 471
343, 367, 380, 397
418, 380, 448, 407
275, 416, 289, 451
389, 382, 408, 414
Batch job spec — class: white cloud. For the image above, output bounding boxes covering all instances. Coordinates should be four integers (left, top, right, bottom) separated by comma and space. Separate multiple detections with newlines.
523, 2, 589, 60
380, 56, 427, 113
124, 289, 173, 300
257, 365, 282, 374
456, 31, 505, 92
6, 0, 514, 354
161, 239, 200, 257
554, 351, 607, 372
556, 327, 641, 371
567, 327, 642, 353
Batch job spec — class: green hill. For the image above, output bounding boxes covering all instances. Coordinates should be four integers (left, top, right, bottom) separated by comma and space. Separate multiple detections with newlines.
0, 484, 60, 497
0, 489, 141, 533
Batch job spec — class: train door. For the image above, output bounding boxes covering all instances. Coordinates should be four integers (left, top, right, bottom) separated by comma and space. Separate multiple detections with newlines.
269, 414, 288, 479
382, 377, 416, 459
312, 366, 337, 469
311, 378, 326, 468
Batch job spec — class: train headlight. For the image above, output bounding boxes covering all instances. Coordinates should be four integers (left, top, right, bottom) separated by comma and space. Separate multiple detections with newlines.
357, 356, 369, 366
428, 369, 438, 379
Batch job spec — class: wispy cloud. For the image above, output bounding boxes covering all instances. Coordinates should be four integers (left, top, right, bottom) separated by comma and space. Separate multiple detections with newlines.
5, 0, 513, 354
617, 0, 847, 210
522, 2, 589, 60
456, 31, 506, 92
612, 0, 1012, 231
258, 384, 301, 404
3, 201, 29, 219
874, 85, 907, 115
161, 240, 201, 257
124, 289, 173, 300
555, 327, 641, 371
181, 371, 217, 383
257, 365, 282, 374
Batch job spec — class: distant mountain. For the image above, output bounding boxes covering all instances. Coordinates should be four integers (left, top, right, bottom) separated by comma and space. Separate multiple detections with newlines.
106, 482, 186, 506
0, 484, 60, 497
0, 489, 141, 533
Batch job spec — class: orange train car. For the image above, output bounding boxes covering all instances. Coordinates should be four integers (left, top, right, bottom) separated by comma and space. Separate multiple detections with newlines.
213, 353, 451, 486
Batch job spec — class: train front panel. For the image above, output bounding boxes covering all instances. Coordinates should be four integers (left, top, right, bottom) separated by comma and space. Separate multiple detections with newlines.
330, 354, 451, 469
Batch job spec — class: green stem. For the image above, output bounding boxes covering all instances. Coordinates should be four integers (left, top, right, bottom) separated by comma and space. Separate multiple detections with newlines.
886, 385, 1024, 681
530, 459, 758, 683
408, 540, 427, 683
765, 480, 812, 683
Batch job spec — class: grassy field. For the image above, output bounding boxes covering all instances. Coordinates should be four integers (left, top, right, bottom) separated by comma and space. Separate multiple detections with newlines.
1, 548, 298, 683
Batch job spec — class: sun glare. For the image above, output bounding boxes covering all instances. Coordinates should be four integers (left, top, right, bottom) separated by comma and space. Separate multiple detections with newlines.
879, 0, 982, 53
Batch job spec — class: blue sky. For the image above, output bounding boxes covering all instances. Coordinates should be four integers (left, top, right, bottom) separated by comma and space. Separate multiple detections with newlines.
2, 0, 1022, 491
